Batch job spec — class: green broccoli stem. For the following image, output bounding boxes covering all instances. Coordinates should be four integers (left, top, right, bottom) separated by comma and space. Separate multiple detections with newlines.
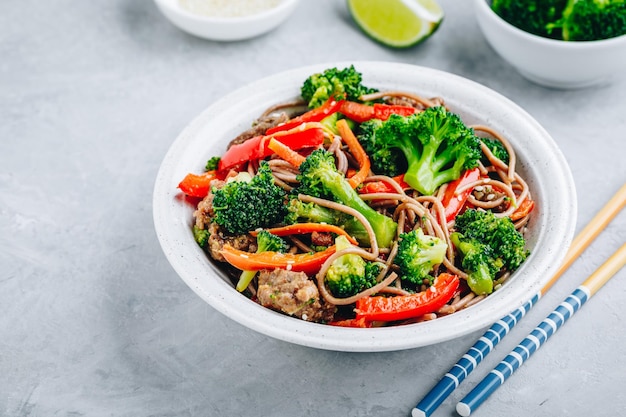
401, 137, 465, 196
560, 0, 577, 40
287, 199, 372, 246
236, 270, 256, 293
318, 169, 398, 248
450, 232, 494, 295
466, 264, 494, 295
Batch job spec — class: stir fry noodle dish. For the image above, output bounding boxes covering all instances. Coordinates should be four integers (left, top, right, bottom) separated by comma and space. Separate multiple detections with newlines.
177, 66, 534, 328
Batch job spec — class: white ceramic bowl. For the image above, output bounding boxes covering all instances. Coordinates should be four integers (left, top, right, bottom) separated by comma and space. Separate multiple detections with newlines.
154, 0, 300, 41
473, 0, 626, 88
153, 61, 577, 352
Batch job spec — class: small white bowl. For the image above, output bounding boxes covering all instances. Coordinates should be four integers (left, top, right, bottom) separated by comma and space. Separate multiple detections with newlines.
153, 61, 577, 352
473, 0, 626, 88
154, 0, 300, 41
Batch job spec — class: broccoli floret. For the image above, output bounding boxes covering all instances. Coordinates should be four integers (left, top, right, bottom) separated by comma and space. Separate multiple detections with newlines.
205, 156, 221, 171
301, 65, 378, 109
394, 228, 448, 286
558, 0, 626, 41
356, 119, 407, 177
491, 0, 568, 39
367, 107, 482, 196
193, 225, 211, 248
325, 235, 380, 298
451, 208, 530, 295
480, 136, 510, 166
454, 208, 529, 270
296, 149, 398, 248
212, 162, 286, 234
236, 231, 287, 292
450, 232, 503, 295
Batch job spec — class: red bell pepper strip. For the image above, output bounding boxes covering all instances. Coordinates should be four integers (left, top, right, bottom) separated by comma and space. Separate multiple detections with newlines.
254, 223, 359, 245
441, 168, 482, 223
354, 273, 459, 322
510, 198, 535, 221
358, 174, 411, 195
220, 244, 336, 276
338, 101, 375, 123
339, 101, 416, 123
373, 103, 416, 120
265, 98, 345, 135
218, 126, 324, 173
178, 170, 218, 198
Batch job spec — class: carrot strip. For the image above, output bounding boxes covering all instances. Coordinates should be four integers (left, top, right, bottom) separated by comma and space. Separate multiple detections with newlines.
510, 198, 535, 221
254, 223, 359, 245
267, 138, 306, 167
220, 244, 336, 275
336, 119, 370, 189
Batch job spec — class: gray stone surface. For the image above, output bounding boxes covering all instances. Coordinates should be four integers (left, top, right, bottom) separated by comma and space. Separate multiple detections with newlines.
1, 1, 625, 416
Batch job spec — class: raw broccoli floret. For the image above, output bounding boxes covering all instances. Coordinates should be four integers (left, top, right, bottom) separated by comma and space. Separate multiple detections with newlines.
300, 65, 378, 109
558, 0, 626, 41
284, 199, 370, 245
236, 230, 287, 292
212, 162, 286, 234
451, 208, 530, 295
491, 0, 569, 39
356, 118, 407, 177
325, 235, 380, 298
491, 0, 626, 41
296, 149, 398, 248
394, 228, 448, 286
365, 107, 482, 196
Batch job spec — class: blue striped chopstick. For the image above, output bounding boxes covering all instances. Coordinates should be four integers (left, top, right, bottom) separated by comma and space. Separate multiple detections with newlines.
456, 243, 626, 416
411, 296, 538, 417
412, 183, 626, 417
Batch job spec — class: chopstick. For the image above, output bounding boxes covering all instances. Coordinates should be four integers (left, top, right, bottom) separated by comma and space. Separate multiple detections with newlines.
412, 182, 626, 417
456, 243, 626, 416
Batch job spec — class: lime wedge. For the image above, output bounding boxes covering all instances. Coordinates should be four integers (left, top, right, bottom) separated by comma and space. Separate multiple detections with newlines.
347, 0, 444, 48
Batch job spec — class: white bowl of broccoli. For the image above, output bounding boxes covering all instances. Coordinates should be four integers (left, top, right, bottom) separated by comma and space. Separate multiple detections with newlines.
474, 0, 626, 88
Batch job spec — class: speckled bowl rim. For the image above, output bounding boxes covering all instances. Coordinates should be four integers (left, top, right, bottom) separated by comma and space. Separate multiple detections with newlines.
153, 61, 577, 352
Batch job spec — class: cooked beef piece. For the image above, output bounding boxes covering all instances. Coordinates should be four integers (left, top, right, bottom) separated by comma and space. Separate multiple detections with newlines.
311, 231, 333, 247
228, 112, 290, 149
257, 269, 336, 323
206, 222, 257, 263
194, 179, 225, 229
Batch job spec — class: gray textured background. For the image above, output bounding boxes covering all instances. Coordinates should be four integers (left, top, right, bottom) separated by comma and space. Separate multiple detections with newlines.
2, 1, 625, 416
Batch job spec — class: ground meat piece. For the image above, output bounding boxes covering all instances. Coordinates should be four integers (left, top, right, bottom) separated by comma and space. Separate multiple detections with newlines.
311, 231, 333, 247
257, 269, 336, 323
228, 112, 290, 149
206, 222, 257, 263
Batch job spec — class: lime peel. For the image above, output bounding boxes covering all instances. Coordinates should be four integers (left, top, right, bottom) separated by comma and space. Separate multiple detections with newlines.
347, 0, 444, 48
